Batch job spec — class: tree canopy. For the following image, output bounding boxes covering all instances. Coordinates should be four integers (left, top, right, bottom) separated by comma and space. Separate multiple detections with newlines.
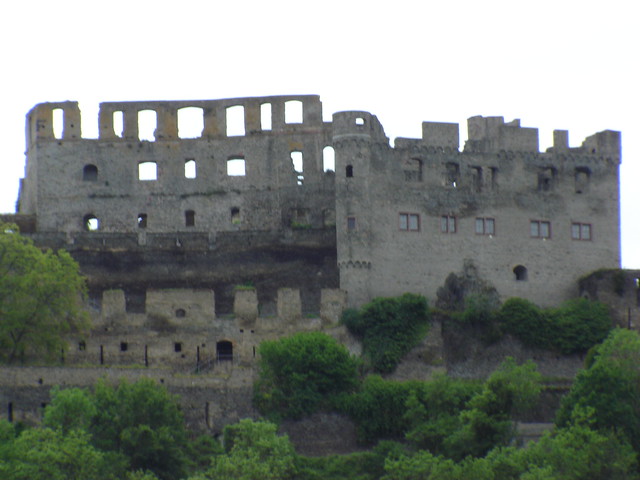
0, 223, 89, 363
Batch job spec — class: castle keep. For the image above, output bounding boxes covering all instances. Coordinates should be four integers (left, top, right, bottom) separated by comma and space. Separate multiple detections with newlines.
1, 95, 624, 430
16, 94, 621, 308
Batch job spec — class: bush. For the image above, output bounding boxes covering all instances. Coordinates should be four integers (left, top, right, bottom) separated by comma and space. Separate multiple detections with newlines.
498, 298, 550, 349
254, 332, 359, 420
342, 293, 430, 373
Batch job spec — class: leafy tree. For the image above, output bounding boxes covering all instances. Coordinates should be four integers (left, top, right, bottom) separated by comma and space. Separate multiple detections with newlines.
254, 332, 359, 420
43, 386, 97, 435
548, 298, 612, 354
556, 328, 640, 451
0, 223, 89, 363
498, 297, 550, 348
193, 419, 297, 480
342, 293, 429, 373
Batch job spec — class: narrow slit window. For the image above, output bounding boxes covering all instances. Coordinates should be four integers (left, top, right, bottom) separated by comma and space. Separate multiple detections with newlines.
138, 162, 158, 181
184, 159, 196, 179
346, 165, 354, 178
52, 108, 64, 139
177, 107, 204, 139
231, 207, 240, 224
261, 103, 272, 130
227, 157, 246, 176
285, 100, 303, 124
138, 110, 157, 141
113, 111, 124, 138
185, 210, 195, 227
226, 105, 245, 136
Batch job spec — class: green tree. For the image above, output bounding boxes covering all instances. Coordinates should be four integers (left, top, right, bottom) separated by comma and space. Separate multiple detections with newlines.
342, 293, 430, 373
254, 332, 359, 420
498, 297, 550, 348
0, 223, 89, 363
43, 386, 97, 435
556, 328, 640, 451
548, 298, 612, 354
194, 419, 297, 480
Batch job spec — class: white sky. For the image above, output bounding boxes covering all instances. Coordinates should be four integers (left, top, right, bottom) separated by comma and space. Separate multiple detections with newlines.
1, 0, 638, 266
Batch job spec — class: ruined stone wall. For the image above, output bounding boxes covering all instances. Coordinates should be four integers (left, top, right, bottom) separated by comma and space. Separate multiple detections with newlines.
334, 113, 621, 307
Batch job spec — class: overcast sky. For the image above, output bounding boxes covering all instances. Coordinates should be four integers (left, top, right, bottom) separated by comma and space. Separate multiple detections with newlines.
1, 0, 637, 266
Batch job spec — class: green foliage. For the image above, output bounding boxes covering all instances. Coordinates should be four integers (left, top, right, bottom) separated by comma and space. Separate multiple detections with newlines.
43, 387, 97, 435
196, 419, 297, 480
254, 332, 359, 420
342, 293, 430, 373
499, 297, 612, 354
556, 328, 640, 452
0, 223, 89, 363
337, 376, 420, 443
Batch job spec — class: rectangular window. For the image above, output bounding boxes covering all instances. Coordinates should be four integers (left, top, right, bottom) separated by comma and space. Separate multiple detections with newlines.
441, 215, 456, 233
399, 213, 420, 231
347, 217, 356, 231
475, 217, 495, 235
572, 222, 592, 240
531, 220, 551, 239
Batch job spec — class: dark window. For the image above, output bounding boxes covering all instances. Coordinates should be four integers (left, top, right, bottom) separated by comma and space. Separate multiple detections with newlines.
537, 167, 557, 192
216, 340, 233, 361
174, 342, 182, 353
346, 165, 353, 178
78, 341, 86, 351
575, 167, 591, 194
120, 342, 128, 352
347, 217, 356, 231
514, 265, 528, 281
137, 213, 147, 228
445, 162, 459, 187
231, 207, 240, 225
83, 164, 98, 181
175, 308, 186, 318
185, 210, 195, 227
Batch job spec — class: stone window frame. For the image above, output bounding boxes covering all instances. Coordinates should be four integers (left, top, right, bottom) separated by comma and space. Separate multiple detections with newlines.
571, 222, 592, 241
440, 215, 456, 234
530, 220, 551, 239
399, 212, 420, 232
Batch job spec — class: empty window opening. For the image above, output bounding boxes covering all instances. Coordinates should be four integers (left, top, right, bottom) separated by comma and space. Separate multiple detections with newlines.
572, 222, 592, 241
231, 207, 240, 225
475, 217, 495, 235
137, 213, 147, 229
399, 213, 420, 231
226, 105, 245, 136
227, 157, 246, 176
347, 216, 357, 231
323, 146, 335, 172
175, 308, 186, 318
83, 164, 98, 181
83, 214, 99, 231
52, 108, 64, 139
185, 210, 195, 227
441, 215, 456, 233
575, 167, 591, 194
291, 151, 304, 185
291, 208, 310, 227
346, 165, 354, 178
100, 345, 104, 365
177, 107, 204, 139
184, 159, 197, 179
355, 117, 365, 126
113, 111, 124, 138
174, 342, 182, 353
531, 220, 551, 239
470, 166, 483, 192
78, 341, 86, 351
216, 340, 233, 362
120, 342, 128, 352
138, 161, 158, 181
285, 100, 303, 124
261, 103, 272, 130
8, 402, 13, 422
537, 167, 557, 192
514, 265, 528, 281
125, 290, 146, 313
445, 162, 459, 187
137, 109, 157, 141
404, 158, 423, 182
490, 167, 499, 189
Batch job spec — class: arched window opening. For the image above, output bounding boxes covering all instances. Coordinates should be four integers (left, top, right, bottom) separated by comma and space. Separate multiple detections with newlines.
83, 214, 99, 231
323, 146, 335, 172
185, 210, 195, 227
231, 207, 240, 225
177, 107, 204, 139
83, 164, 98, 181
175, 308, 186, 318
216, 340, 233, 362
346, 165, 354, 178
513, 265, 528, 281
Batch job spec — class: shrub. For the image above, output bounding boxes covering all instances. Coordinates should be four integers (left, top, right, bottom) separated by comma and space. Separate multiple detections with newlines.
254, 332, 359, 420
498, 298, 550, 349
548, 298, 612, 354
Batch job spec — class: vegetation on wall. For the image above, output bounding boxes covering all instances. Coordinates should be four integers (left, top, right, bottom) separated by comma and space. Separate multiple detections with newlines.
253, 332, 360, 421
341, 293, 430, 373
0, 223, 90, 363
